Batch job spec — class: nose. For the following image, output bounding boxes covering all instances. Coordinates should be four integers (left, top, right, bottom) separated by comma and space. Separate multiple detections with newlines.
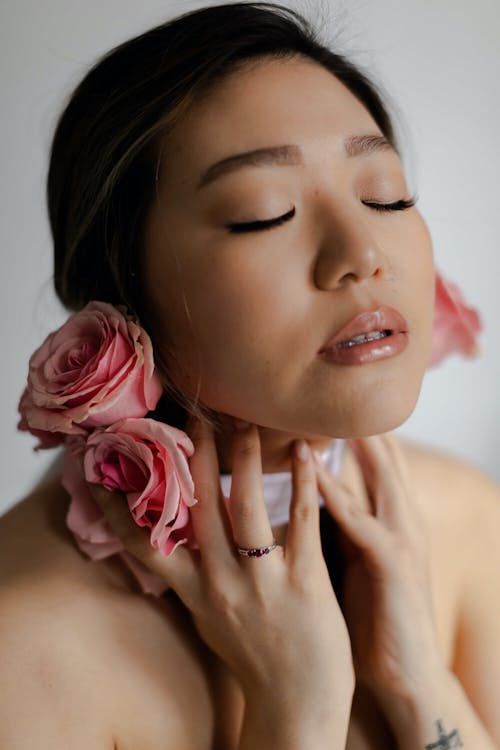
313, 205, 385, 290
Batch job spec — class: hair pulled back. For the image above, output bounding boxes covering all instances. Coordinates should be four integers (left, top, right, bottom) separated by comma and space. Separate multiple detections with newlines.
48, 1, 397, 428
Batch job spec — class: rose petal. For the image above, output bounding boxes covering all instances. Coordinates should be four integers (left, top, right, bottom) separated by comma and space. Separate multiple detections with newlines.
62, 447, 122, 550
81, 418, 197, 561
17, 301, 163, 442
429, 273, 483, 367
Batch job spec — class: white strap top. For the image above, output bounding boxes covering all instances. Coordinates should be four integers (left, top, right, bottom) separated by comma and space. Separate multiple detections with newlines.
219, 439, 345, 528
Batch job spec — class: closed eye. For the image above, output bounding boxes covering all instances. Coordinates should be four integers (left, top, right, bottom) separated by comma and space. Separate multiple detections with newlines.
226, 195, 418, 233
226, 207, 296, 234
363, 196, 418, 212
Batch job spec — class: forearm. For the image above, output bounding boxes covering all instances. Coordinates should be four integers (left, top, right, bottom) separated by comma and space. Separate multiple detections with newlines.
375, 665, 498, 750
238, 691, 353, 750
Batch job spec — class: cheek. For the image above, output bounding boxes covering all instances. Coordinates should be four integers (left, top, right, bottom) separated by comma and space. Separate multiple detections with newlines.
409, 218, 435, 349
146, 247, 275, 397
169, 243, 313, 412
185, 255, 291, 374
391, 214, 434, 328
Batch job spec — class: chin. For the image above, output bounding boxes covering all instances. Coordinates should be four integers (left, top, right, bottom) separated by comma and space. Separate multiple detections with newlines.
311, 375, 424, 440
342, 399, 417, 438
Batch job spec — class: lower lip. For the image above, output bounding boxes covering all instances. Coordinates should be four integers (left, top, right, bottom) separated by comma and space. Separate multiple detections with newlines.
318, 332, 408, 366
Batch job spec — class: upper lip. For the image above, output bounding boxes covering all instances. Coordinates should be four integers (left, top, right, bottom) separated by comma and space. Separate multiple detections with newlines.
318, 305, 408, 352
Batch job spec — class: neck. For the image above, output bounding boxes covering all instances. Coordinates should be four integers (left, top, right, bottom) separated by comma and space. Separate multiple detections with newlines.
214, 416, 338, 474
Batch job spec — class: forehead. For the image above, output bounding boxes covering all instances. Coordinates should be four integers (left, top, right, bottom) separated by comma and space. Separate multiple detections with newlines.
160, 56, 381, 188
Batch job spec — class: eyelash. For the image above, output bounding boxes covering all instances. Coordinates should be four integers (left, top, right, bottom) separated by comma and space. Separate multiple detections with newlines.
226, 195, 418, 234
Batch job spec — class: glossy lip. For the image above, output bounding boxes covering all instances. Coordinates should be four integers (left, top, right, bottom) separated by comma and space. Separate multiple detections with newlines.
318, 331, 408, 366
318, 305, 408, 353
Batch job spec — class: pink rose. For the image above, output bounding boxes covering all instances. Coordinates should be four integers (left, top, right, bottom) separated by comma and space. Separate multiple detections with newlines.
64, 436, 124, 559
17, 387, 67, 450
63, 437, 170, 596
17, 301, 162, 449
429, 273, 482, 367
82, 418, 197, 558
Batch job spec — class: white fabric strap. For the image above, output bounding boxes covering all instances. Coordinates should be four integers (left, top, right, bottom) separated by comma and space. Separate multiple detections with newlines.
220, 439, 345, 528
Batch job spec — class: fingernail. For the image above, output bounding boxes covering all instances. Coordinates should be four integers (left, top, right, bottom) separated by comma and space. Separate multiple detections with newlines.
295, 439, 310, 462
232, 417, 251, 431
312, 450, 323, 465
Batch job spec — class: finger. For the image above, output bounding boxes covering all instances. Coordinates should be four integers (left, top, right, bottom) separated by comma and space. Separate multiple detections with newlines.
379, 432, 427, 533
185, 416, 236, 569
347, 439, 377, 513
313, 457, 387, 561
285, 439, 323, 570
90, 483, 201, 605
379, 431, 413, 488
348, 436, 407, 528
226, 421, 274, 552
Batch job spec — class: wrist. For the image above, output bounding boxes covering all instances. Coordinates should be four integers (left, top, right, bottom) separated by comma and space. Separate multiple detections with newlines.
368, 647, 447, 706
372, 663, 456, 739
241, 685, 354, 750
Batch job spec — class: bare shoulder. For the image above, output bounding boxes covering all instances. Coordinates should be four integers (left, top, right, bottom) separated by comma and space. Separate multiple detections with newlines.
0, 465, 133, 594
0, 584, 117, 749
395, 435, 500, 529
0, 478, 214, 749
0, 477, 136, 746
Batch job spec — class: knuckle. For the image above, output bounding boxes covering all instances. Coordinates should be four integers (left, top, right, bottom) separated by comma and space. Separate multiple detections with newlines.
247, 578, 274, 611
346, 501, 362, 518
236, 437, 257, 458
289, 574, 309, 598
291, 500, 316, 523
205, 579, 237, 617
295, 472, 315, 489
288, 561, 324, 597
231, 497, 255, 523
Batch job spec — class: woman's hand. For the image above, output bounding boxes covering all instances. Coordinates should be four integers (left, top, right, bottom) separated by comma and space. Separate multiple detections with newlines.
89, 418, 355, 730
314, 432, 444, 701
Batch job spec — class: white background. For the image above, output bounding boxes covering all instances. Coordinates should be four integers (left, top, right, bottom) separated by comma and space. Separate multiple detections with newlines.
1, 0, 499, 516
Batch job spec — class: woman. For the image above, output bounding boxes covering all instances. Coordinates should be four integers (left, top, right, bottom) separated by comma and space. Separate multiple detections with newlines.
1, 3, 499, 748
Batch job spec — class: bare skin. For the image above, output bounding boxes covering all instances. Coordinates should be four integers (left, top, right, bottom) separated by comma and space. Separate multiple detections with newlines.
143, 55, 435, 464
2, 56, 499, 747
1, 436, 499, 749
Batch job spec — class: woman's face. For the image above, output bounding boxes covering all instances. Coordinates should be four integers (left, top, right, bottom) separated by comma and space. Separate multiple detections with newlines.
143, 56, 435, 442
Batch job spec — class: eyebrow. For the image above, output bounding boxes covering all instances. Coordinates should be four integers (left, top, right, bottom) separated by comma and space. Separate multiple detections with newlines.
196, 133, 397, 191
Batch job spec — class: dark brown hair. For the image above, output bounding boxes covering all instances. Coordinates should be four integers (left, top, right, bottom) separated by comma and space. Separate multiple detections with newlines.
48, 1, 398, 430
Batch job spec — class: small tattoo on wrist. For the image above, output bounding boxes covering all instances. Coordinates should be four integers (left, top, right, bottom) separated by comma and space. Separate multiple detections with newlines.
424, 718, 463, 749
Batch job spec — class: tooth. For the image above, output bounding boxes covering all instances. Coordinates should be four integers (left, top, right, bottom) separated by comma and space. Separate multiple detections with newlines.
336, 330, 387, 348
